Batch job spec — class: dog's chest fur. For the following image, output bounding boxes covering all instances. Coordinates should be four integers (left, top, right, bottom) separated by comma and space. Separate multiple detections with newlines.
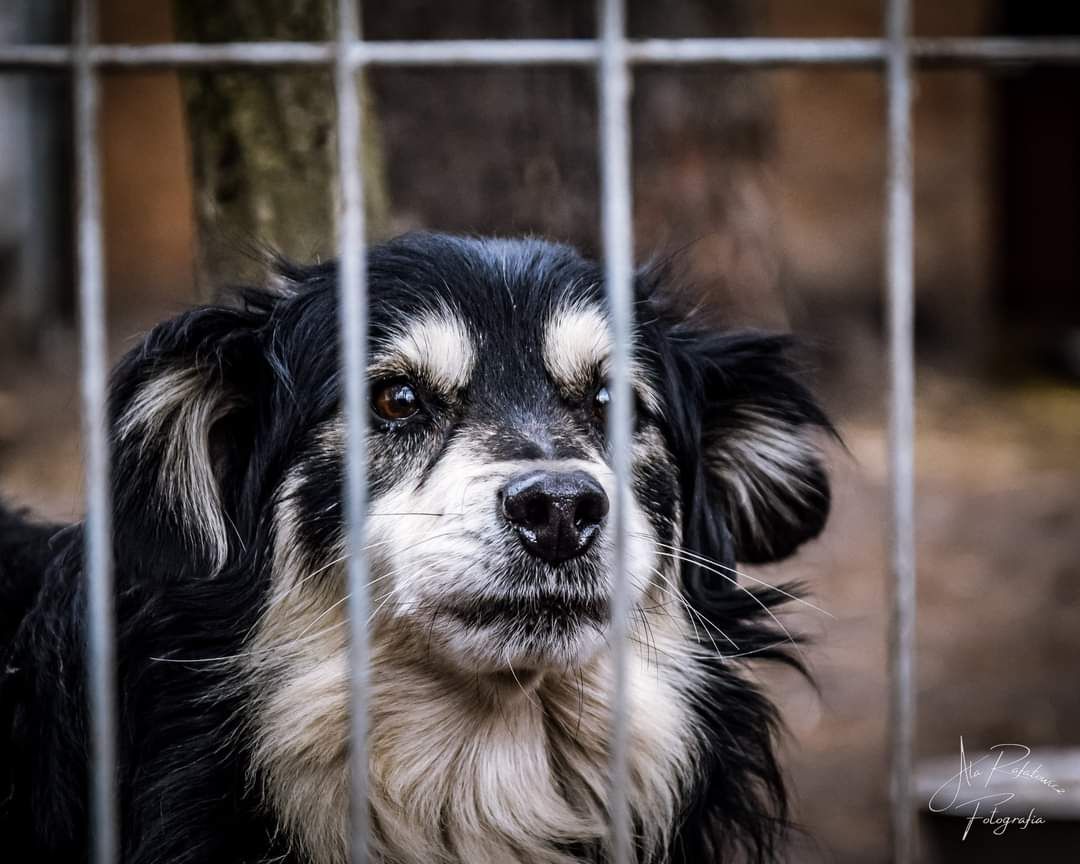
246, 564, 698, 864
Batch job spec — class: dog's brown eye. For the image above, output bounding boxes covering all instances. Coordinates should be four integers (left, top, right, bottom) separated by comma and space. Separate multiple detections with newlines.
372, 381, 420, 422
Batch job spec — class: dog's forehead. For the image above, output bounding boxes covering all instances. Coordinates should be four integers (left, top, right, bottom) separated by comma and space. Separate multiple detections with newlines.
369, 267, 611, 398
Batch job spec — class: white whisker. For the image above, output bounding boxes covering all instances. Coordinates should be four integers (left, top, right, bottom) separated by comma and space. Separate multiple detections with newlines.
648, 547, 808, 665
642, 536, 833, 619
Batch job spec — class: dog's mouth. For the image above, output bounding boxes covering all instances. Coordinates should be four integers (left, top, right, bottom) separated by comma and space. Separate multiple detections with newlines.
382, 542, 640, 673
429, 588, 613, 673
445, 592, 610, 628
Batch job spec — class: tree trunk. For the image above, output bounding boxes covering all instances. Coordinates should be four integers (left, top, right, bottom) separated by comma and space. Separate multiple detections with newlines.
173, 0, 389, 295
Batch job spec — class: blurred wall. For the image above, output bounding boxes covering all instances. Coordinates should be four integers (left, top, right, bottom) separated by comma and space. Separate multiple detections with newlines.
101, 0, 197, 327
767, 0, 996, 394
89, 0, 1005, 383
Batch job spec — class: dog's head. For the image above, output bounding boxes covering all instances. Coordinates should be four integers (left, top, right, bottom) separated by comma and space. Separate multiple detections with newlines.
110, 233, 831, 678
102, 233, 833, 863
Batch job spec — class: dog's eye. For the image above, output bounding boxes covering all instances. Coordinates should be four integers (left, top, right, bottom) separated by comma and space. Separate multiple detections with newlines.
372, 381, 420, 422
593, 384, 610, 421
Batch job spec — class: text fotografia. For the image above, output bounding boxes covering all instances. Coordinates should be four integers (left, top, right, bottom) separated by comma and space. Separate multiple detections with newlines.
928, 739, 1066, 840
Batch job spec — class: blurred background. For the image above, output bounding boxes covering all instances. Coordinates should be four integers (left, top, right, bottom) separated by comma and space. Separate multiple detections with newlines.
0, 1, 1077, 861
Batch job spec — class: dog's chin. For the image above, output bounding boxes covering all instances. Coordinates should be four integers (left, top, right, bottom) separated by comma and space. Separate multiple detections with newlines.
422, 594, 613, 679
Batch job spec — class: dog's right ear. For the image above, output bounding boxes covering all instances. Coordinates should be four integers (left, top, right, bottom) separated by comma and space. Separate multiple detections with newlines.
109, 302, 275, 574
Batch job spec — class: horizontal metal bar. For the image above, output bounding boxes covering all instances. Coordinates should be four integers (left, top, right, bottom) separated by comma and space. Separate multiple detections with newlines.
627, 37, 883, 65
0, 41, 334, 69
361, 39, 596, 65
0, 39, 594, 69
4, 37, 1080, 71
914, 37, 1080, 65
632, 37, 1080, 66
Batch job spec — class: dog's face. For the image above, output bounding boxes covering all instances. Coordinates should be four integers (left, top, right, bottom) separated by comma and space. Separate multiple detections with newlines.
265, 240, 685, 679
354, 294, 666, 673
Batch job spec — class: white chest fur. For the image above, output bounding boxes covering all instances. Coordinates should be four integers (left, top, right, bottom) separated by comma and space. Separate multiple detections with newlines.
245, 580, 699, 864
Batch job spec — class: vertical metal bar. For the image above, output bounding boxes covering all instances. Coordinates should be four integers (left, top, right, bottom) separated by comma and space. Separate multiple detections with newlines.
885, 1, 916, 862
74, 1, 117, 862
597, 1, 633, 862
335, 1, 370, 863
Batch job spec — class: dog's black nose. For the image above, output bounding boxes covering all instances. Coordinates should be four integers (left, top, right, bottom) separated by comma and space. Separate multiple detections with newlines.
501, 470, 609, 563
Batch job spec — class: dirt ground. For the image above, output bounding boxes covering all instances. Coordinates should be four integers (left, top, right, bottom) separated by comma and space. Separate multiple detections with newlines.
1, 314, 1078, 862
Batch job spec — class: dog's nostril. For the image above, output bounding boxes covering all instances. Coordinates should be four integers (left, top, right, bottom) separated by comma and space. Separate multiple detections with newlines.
522, 497, 550, 529
501, 469, 609, 563
573, 486, 609, 529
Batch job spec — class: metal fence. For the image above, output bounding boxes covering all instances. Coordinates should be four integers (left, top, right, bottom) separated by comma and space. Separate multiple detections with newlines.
3, 0, 1080, 862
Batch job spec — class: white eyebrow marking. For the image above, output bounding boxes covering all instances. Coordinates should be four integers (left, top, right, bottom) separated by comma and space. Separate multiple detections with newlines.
542, 301, 662, 415
543, 303, 611, 391
374, 309, 476, 392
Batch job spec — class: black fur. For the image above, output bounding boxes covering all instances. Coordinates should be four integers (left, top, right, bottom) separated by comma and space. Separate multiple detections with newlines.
1, 232, 831, 863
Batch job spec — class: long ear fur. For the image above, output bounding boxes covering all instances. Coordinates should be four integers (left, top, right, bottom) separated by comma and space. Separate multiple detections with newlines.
694, 330, 833, 563
109, 301, 275, 575
643, 268, 833, 567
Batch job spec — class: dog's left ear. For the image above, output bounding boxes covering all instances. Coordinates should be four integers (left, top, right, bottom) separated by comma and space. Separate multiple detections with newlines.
682, 330, 833, 564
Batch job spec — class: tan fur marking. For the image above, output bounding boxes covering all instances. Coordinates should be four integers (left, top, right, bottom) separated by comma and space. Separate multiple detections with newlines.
117, 368, 232, 571
372, 310, 477, 394
542, 302, 662, 415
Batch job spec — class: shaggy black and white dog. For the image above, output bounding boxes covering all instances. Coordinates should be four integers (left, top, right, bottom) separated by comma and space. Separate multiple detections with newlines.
0, 233, 832, 864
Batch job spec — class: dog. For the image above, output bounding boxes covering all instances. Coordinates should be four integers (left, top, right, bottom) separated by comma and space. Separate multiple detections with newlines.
0, 232, 832, 863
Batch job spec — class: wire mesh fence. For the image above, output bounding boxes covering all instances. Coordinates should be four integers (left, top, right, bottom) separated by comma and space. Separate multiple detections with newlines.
3, 0, 1080, 862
